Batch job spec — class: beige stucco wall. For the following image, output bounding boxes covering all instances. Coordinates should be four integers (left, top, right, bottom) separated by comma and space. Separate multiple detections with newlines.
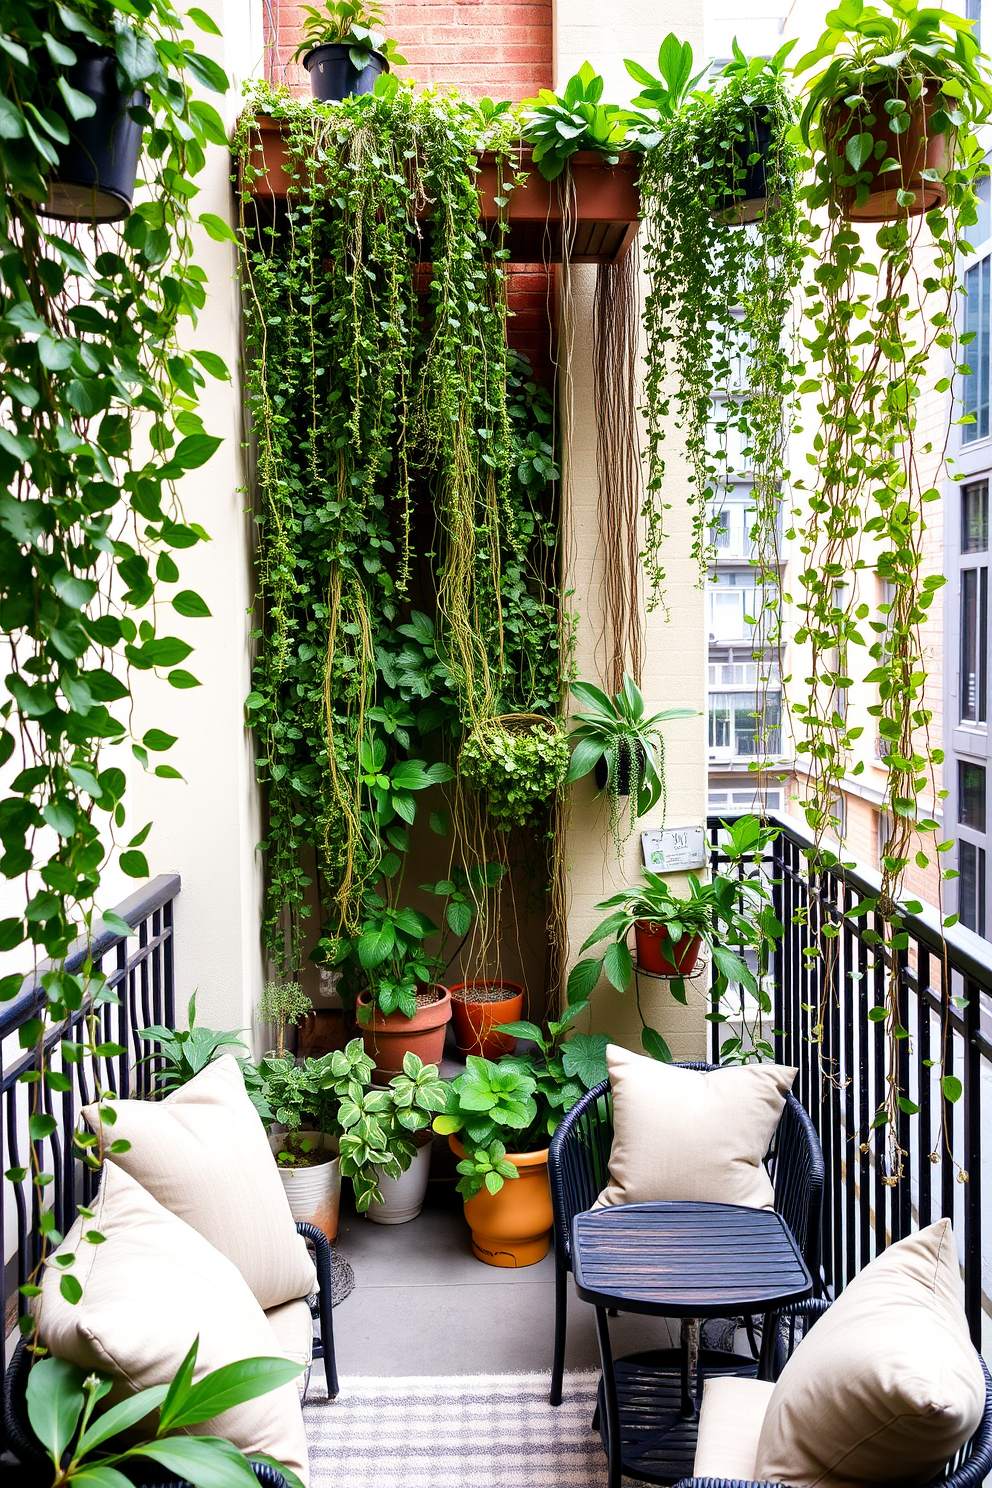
555, 0, 710, 1061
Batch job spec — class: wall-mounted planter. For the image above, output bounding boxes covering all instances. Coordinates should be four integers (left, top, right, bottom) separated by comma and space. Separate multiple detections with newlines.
238, 121, 640, 264
40, 46, 145, 224
634, 923, 702, 978
303, 43, 387, 103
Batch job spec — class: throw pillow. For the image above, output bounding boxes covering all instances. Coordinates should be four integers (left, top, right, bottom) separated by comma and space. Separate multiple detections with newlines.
34, 1163, 309, 1483
755, 1219, 986, 1487
597, 1044, 796, 1208
82, 1055, 315, 1311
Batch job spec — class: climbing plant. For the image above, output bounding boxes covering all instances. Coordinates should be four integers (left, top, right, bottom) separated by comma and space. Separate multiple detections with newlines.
237, 82, 570, 997
0, 0, 230, 1317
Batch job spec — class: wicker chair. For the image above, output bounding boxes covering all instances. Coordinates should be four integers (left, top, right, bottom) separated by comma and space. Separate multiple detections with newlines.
669, 1358, 992, 1488
547, 1066, 824, 1407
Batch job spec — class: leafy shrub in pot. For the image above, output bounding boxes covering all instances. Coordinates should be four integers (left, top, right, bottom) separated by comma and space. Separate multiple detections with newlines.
292, 0, 406, 101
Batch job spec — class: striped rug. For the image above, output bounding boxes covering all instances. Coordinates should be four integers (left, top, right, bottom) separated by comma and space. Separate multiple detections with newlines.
303, 1370, 637, 1487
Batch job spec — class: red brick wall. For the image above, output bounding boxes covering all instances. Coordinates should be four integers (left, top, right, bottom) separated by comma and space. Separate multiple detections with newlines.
266, 0, 552, 101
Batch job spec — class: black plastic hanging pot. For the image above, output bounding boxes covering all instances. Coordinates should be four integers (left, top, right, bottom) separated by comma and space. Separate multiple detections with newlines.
710, 106, 773, 226
41, 45, 146, 224
303, 43, 388, 103
594, 740, 645, 798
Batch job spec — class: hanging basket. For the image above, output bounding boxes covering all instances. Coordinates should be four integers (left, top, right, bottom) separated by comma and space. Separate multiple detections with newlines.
39, 45, 146, 225
708, 106, 777, 226
459, 713, 569, 831
302, 43, 388, 103
829, 81, 950, 223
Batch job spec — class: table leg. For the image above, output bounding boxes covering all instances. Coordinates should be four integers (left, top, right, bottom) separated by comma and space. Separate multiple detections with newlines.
758, 1312, 781, 1381
594, 1306, 623, 1488
679, 1318, 699, 1419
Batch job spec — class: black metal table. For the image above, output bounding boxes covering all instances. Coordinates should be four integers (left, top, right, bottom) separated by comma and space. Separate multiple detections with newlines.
572, 1200, 813, 1487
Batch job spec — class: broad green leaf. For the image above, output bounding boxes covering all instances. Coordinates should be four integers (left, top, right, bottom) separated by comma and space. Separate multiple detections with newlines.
164, 1357, 302, 1429
131, 1437, 257, 1488
26, 1356, 86, 1463
172, 589, 212, 618
77, 1384, 169, 1455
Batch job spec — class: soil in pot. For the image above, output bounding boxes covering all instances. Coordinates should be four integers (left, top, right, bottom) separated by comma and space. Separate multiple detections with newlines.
450, 980, 524, 1059
710, 106, 774, 225
269, 1130, 341, 1242
833, 81, 949, 222
40, 45, 145, 224
450, 1135, 552, 1267
358, 984, 451, 1078
593, 739, 645, 796
635, 922, 703, 978
367, 1132, 433, 1225
304, 43, 387, 102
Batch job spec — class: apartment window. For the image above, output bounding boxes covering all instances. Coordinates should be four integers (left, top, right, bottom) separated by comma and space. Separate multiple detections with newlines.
963, 255, 991, 444
711, 509, 731, 549
960, 840, 987, 936
959, 761, 988, 831
877, 810, 894, 863
962, 481, 989, 553
709, 694, 731, 751
960, 567, 988, 721
709, 692, 782, 757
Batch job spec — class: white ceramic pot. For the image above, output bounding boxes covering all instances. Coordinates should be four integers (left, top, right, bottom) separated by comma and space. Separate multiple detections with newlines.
366, 1135, 432, 1225
269, 1130, 341, 1242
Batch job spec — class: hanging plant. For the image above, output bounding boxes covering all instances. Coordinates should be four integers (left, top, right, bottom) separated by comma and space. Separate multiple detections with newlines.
634, 38, 805, 614
459, 715, 569, 831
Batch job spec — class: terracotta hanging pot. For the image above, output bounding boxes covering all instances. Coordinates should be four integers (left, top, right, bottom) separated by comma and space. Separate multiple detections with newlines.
634, 922, 702, 978
831, 81, 950, 222
449, 980, 524, 1059
358, 984, 451, 1078
449, 1136, 552, 1267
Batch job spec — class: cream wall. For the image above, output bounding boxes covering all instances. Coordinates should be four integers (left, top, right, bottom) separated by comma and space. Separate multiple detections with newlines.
555, 0, 710, 1061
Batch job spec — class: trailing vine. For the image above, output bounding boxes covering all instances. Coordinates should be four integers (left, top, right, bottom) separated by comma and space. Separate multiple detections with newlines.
0, 0, 230, 1320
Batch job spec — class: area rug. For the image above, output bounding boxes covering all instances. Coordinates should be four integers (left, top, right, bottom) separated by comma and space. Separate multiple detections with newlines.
303, 1370, 638, 1486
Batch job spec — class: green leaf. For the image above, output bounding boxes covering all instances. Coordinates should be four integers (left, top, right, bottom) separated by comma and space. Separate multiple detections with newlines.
59, 1272, 82, 1304
941, 1074, 963, 1103
30, 1113, 57, 1140
172, 589, 212, 618
184, 50, 230, 93
845, 132, 874, 171
26, 1356, 86, 1462
198, 212, 239, 244
567, 957, 603, 1002
143, 729, 177, 752
602, 940, 633, 993
641, 1026, 672, 1063
172, 434, 223, 471
164, 1357, 302, 1429
192, 349, 231, 381
132, 1437, 258, 1488
187, 6, 223, 34
119, 850, 150, 878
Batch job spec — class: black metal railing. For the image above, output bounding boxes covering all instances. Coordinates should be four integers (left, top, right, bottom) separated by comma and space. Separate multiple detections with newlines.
709, 812, 992, 1348
0, 874, 179, 1415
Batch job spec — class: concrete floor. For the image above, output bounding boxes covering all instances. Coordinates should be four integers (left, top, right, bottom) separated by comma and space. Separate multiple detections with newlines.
328, 1169, 677, 1377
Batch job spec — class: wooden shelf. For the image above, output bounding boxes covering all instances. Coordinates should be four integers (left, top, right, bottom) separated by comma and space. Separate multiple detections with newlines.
237, 117, 641, 265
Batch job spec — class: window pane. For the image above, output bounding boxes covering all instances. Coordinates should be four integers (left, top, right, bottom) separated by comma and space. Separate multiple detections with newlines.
963, 256, 991, 444
960, 840, 987, 936
962, 480, 989, 552
960, 568, 989, 722
960, 761, 987, 832
709, 694, 731, 749
733, 696, 781, 757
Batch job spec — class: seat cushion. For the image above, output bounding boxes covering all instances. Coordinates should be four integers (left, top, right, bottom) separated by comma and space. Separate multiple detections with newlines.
266, 1298, 314, 1399
34, 1164, 309, 1483
596, 1045, 797, 1208
755, 1220, 985, 1487
83, 1055, 315, 1311
693, 1377, 775, 1480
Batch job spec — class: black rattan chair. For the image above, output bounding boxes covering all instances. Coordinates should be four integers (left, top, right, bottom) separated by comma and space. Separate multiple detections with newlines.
670, 1357, 992, 1488
547, 1065, 824, 1406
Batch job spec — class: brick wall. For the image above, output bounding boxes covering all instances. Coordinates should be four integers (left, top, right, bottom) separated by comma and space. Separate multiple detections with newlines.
265, 0, 553, 100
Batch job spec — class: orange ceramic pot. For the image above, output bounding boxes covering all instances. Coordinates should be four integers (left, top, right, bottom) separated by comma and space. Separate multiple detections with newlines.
450, 1135, 552, 1267
358, 985, 451, 1078
634, 923, 702, 978
450, 980, 524, 1059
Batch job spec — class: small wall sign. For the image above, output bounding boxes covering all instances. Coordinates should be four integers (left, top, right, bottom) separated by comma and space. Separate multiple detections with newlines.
641, 825, 707, 873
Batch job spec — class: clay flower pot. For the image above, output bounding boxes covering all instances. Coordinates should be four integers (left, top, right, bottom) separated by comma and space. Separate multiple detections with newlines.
634, 922, 702, 978
450, 980, 524, 1059
450, 1135, 553, 1267
835, 81, 949, 222
268, 1130, 340, 1243
358, 984, 451, 1078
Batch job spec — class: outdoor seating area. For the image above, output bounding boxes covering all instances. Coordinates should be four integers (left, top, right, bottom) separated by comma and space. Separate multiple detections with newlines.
4, 0, 992, 1484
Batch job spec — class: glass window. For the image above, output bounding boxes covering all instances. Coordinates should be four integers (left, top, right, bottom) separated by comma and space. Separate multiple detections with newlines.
709, 694, 731, 750
960, 840, 987, 936
709, 587, 746, 640
967, 0, 982, 55
711, 509, 731, 549
960, 567, 988, 722
962, 480, 989, 553
878, 810, 894, 863
733, 695, 781, 757
959, 761, 987, 831
976, 172, 991, 245
963, 255, 991, 444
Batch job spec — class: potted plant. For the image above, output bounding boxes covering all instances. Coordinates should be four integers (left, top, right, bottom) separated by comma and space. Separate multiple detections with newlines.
257, 979, 313, 1057
458, 714, 569, 831
448, 979, 526, 1059
350, 896, 452, 1077
358, 1053, 448, 1224
566, 674, 697, 851
138, 994, 273, 1123
256, 1047, 350, 1241
292, 0, 406, 103
567, 815, 783, 1061
795, 0, 990, 221
434, 1007, 609, 1266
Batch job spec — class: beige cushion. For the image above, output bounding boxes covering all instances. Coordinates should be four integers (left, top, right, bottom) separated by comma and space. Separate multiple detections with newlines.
755, 1220, 985, 1487
83, 1055, 315, 1311
693, 1377, 775, 1480
266, 1299, 314, 1399
34, 1164, 309, 1483
597, 1045, 796, 1209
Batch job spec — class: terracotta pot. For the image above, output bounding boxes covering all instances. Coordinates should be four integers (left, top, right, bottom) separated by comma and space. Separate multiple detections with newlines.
268, 1131, 340, 1243
635, 922, 703, 978
450, 980, 524, 1059
450, 1135, 552, 1267
832, 81, 949, 222
367, 1133, 432, 1225
358, 985, 451, 1078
